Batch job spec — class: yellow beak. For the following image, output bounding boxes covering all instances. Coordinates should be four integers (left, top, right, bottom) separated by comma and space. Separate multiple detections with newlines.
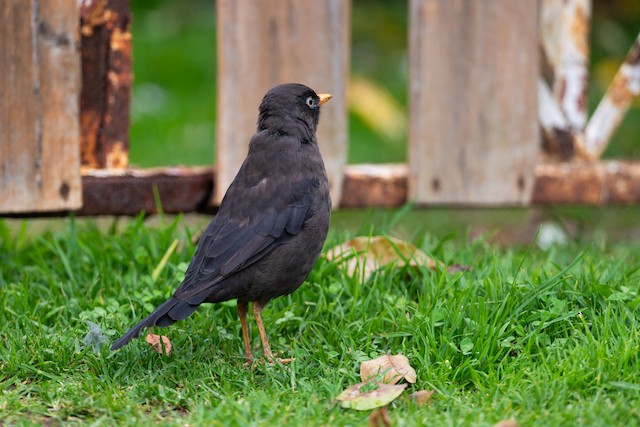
318, 93, 333, 106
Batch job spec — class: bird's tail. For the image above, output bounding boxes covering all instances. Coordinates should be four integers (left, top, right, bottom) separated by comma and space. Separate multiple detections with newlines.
110, 297, 199, 350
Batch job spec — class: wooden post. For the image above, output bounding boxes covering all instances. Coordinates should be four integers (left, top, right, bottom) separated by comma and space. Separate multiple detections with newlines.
215, 0, 350, 206
0, 0, 82, 213
540, 0, 591, 131
79, 0, 132, 169
408, 0, 539, 205
539, 0, 591, 160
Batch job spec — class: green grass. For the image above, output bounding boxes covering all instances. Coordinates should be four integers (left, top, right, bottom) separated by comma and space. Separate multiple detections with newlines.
1, 214, 640, 426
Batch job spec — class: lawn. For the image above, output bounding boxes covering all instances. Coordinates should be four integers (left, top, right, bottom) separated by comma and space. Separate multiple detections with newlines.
1, 211, 639, 425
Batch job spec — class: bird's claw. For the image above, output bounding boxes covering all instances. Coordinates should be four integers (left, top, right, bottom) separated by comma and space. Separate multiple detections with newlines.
243, 354, 295, 367
269, 357, 295, 365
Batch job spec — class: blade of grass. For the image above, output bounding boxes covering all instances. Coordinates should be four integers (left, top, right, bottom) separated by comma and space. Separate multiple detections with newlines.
151, 238, 179, 283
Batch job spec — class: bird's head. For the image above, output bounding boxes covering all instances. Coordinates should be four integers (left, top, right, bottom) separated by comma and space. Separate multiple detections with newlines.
257, 83, 332, 142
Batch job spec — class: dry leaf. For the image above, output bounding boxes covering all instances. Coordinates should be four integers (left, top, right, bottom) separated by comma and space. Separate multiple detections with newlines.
360, 354, 417, 385
494, 420, 519, 427
326, 236, 440, 281
337, 381, 407, 411
409, 389, 434, 406
146, 332, 172, 355
369, 407, 391, 427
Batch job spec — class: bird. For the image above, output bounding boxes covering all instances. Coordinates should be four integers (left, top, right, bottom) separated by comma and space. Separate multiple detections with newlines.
110, 83, 333, 363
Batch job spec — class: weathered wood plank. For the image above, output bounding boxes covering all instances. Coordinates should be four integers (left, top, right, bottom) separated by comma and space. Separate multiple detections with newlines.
215, 0, 350, 206
80, 161, 640, 213
79, 167, 214, 216
5, 162, 640, 217
341, 164, 408, 208
532, 162, 605, 205
0, 0, 82, 213
408, 0, 539, 205
348, 162, 640, 207
540, 0, 591, 131
79, 0, 132, 169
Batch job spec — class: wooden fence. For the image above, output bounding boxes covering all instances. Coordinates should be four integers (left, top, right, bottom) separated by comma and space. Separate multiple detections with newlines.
1, 0, 639, 216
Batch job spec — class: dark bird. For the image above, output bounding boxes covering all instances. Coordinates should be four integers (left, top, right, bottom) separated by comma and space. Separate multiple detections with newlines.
111, 83, 332, 362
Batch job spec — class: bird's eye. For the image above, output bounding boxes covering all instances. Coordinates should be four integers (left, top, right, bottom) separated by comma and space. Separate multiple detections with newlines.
306, 97, 316, 108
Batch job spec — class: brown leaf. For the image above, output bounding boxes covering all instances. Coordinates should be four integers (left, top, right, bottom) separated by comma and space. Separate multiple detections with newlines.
337, 381, 407, 411
146, 332, 172, 355
409, 389, 434, 406
360, 354, 417, 385
494, 420, 519, 427
326, 236, 440, 281
369, 407, 391, 427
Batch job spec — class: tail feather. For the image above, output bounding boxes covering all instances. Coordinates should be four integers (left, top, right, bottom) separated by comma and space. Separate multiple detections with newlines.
110, 298, 199, 350
167, 301, 199, 321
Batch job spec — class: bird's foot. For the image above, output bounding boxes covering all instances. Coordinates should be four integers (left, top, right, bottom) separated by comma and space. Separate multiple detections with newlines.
244, 350, 295, 365
242, 353, 294, 367
264, 349, 295, 364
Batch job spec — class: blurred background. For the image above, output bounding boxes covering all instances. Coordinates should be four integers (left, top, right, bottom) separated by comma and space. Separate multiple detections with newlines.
129, 0, 640, 169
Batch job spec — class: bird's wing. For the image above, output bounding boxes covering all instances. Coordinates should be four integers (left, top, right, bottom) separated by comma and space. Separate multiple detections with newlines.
173, 134, 317, 303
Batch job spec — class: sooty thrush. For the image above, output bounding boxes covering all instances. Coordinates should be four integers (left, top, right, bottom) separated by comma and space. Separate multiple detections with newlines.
110, 83, 332, 363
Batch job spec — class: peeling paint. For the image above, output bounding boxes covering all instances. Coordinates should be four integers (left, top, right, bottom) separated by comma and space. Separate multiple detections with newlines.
105, 141, 129, 169
541, 0, 591, 131
584, 32, 640, 159
110, 27, 131, 51
80, 0, 131, 169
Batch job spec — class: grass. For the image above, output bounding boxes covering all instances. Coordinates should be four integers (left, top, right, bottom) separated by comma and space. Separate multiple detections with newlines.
1, 213, 640, 426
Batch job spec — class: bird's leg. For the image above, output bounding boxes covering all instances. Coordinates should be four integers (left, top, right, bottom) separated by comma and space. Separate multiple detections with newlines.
252, 301, 294, 364
252, 301, 273, 360
237, 301, 253, 363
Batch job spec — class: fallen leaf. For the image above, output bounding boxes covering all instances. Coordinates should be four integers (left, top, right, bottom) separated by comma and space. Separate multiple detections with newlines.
409, 389, 434, 406
326, 236, 440, 281
360, 354, 417, 385
369, 407, 391, 427
494, 420, 519, 427
146, 332, 172, 355
337, 381, 407, 411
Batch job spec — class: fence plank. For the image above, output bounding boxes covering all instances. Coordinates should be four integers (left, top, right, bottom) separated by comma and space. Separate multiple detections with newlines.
80, 167, 214, 216
540, 0, 590, 131
0, 0, 82, 213
79, 0, 132, 169
215, 0, 350, 206
408, 0, 539, 205
4, 161, 640, 218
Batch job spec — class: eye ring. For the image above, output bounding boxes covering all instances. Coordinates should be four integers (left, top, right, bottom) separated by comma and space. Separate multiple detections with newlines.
306, 97, 316, 108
